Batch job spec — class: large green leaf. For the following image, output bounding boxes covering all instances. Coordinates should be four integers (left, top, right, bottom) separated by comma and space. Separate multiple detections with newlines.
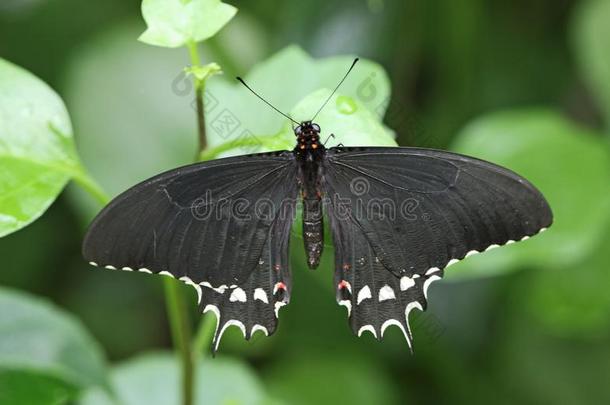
288, 89, 396, 147
139, 0, 237, 48
80, 352, 268, 405
447, 109, 610, 278
205, 45, 392, 151
0, 287, 108, 403
573, 0, 610, 127
0, 58, 79, 237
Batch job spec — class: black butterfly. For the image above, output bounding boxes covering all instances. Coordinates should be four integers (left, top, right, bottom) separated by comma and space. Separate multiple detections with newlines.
83, 59, 552, 352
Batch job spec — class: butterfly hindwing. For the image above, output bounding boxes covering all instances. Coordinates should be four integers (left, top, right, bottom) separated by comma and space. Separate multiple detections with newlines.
83, 151, 298, 295
202, 201, 295, 352
328, 201, 439, 347
322, 146, 552, 343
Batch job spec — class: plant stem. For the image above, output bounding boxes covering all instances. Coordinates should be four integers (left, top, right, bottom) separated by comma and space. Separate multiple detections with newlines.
72, 170, 110, 205
188, 40, 207, 156
164, 279, 194, 405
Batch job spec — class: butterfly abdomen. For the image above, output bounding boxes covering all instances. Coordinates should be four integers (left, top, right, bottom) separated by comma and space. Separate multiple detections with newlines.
303, 197, 324, 269
297, 139, 325, 270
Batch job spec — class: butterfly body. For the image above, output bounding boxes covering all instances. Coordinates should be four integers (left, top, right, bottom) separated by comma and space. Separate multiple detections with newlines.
295, 121, 325, 269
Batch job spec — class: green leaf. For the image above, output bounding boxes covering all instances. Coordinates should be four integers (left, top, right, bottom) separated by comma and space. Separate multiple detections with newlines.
0, 370, 76, 405
289, 89, 396, 147
139, 0, 238, 48
572, 0, 610, 127
204, 45, 392, 156
204, 88, 397, 161
0, 287, 108, 403
80, 352, 268, 405
525, 226, 610, 338
0, 58, 80, 238
447, 109, 610, 278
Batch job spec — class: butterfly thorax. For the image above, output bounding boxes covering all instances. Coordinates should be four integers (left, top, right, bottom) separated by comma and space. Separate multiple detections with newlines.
294, 121, 325, 269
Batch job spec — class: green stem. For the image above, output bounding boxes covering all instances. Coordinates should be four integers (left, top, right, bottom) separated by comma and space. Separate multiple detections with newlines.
164, 279, 194, 405
72, 170, 110, 205
187, 41, 207, 156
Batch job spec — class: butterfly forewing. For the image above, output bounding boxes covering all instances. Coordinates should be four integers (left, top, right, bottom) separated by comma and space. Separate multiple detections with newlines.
83, 151, 299, 344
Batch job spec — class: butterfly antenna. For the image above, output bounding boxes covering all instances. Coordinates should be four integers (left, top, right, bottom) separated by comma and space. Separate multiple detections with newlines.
236, 77, 300, 126
311, 57, 359, 121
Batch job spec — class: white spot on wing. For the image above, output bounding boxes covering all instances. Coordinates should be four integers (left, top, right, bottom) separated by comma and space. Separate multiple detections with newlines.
159, 271, 174, 278
201, 281, 228, 294
254, 288, 268, 303
121, 267, 133, 271
381, 319, 409, 343
400, 276, 415, 291
447, 259, 459, 267
339, 300, 351, 316
139, 268, 152, 274
485, 244, 500, 252
104, 265, 117, 270
465, 250, 478, 258
521, 235, 530, 241
179, 276, 202, 304
214, 320, 246, 352
357, 325, 377, 338
404, 301, 423, 348
357, 286, 372, 304
274, 301, 286, 318
251, 324, 269, 337
229, 287, 247, 303
425, 268, 440, 276
89, 262, 98, 267
423, 275, 442, 299
379, 285, 396, 301
203, 304, 220, 349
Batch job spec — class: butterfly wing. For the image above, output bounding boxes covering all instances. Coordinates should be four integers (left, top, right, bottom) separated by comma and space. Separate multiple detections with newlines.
83, 151, 298, 349
323, 146, 552, 344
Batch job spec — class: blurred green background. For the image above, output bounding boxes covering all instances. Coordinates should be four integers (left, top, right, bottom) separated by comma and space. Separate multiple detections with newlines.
1, 0, 610, 404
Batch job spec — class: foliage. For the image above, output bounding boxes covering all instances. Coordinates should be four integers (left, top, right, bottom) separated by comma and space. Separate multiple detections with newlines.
1, 0, 610, 404
0, 288, 107, 404
139, 0, 237, 48
81, 353, 267, 405
449, 109, 610, 277
0, 59, 85, 238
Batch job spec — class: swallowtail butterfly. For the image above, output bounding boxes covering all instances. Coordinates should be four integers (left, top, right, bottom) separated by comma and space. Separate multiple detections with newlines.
83, 59, 552, 352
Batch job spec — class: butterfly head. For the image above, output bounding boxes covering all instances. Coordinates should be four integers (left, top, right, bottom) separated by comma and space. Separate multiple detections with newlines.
294, 121, 321, 137
294, 121, 322, 152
